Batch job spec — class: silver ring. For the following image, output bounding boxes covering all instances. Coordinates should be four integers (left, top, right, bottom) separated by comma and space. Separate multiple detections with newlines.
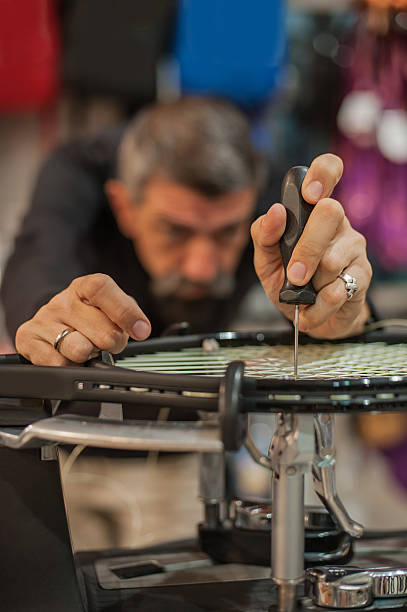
339, 273, 358, 301
53, 328, 74, 351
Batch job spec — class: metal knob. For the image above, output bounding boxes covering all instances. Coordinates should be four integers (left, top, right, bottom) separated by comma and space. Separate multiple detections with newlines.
306, 565, 407, 608
306, 566, 373, 609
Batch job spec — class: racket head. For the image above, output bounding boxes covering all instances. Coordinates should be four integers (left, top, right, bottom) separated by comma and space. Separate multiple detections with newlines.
115, 329, 407, 413
2, 329, 407, 414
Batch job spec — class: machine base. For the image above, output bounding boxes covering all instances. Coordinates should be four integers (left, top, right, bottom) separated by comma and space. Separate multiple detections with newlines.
73, 539, 407, 612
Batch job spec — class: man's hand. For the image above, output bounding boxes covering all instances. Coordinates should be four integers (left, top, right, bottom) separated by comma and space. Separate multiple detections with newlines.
251, 154, 372, 339
15, 274, 151, 365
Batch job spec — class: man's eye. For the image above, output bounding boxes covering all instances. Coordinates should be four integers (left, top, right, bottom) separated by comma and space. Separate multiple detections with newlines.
216, 226, 241, 242
163, 225, 188, 241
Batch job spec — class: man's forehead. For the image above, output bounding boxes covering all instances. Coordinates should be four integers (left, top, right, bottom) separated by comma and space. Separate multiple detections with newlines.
142, 178, 256, 228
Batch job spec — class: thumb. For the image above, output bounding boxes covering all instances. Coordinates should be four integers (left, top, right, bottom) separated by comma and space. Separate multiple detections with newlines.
251, 203, 286, 279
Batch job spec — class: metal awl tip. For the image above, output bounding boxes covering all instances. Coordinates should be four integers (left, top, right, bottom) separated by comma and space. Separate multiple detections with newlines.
294, 305, 299, 379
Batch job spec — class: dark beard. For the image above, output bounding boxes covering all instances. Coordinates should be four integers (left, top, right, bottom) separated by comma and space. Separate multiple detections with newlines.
149, 273, 236, 333
151, 295, 222, 333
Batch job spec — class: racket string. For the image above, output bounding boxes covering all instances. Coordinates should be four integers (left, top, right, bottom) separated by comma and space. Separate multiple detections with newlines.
116, 342, 407, 380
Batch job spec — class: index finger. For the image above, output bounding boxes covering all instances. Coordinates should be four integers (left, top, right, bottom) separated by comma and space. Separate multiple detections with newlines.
301, 154, 343, 204
71, 274, 151, 340
287, 198, 345, 286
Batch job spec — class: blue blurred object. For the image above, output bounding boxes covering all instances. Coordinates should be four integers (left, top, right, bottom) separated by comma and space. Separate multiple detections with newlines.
173, 0, 286, 109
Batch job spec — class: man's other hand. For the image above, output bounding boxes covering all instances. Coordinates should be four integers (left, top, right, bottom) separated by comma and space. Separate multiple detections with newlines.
15, 274, 151, 365
251, 154, 372, 339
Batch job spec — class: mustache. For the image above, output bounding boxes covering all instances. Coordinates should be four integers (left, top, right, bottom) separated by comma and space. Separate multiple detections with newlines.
149, 273, 236, 299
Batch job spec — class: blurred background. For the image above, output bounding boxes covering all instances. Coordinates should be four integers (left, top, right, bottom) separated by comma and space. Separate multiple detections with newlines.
1, 0, 407, 551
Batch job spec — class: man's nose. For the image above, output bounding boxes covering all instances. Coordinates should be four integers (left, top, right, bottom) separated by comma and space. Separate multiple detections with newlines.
182, 235, 219, 283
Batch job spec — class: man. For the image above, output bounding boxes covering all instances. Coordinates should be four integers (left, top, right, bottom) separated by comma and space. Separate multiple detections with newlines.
1, 97, 372, 364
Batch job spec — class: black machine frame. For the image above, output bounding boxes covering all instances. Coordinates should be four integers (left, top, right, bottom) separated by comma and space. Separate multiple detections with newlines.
2, 329, 407, 611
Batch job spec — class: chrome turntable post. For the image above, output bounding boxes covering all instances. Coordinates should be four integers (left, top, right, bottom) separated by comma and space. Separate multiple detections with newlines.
269, 413, 314, 612
266, 411, 363, 612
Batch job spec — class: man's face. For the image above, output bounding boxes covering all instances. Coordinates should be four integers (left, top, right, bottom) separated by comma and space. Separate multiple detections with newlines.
124, 178, 256, 300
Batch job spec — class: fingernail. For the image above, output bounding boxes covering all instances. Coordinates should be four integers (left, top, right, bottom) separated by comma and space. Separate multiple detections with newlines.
305, 181, 323, 202
288, 262, 306, 284
132, 320, 151, 340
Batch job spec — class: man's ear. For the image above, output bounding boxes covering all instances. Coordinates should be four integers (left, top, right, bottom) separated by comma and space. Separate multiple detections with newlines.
104, 179, 138, 238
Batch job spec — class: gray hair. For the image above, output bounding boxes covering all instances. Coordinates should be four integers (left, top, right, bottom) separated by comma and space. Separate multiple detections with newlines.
117, 96, 264, 200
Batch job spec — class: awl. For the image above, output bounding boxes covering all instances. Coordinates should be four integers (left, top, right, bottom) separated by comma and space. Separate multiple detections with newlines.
279, 166, 317, 378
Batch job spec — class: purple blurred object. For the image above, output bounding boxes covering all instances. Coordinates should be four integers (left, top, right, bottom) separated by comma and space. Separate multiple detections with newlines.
382, 437, 407, 491
336, 15, 407, 271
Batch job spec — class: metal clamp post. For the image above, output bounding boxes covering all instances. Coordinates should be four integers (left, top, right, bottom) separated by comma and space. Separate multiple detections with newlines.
269, 413, 314, 612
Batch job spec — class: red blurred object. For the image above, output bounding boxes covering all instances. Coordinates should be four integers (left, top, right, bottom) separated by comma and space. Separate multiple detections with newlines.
0, 0, 61, 111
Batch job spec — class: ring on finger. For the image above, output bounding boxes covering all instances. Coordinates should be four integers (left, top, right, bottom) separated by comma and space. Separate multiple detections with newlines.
338, 272, 358, 301
53, 328, 75, 352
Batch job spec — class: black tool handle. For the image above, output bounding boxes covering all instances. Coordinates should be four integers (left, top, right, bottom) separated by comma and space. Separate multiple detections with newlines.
279, 165, 317, 305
